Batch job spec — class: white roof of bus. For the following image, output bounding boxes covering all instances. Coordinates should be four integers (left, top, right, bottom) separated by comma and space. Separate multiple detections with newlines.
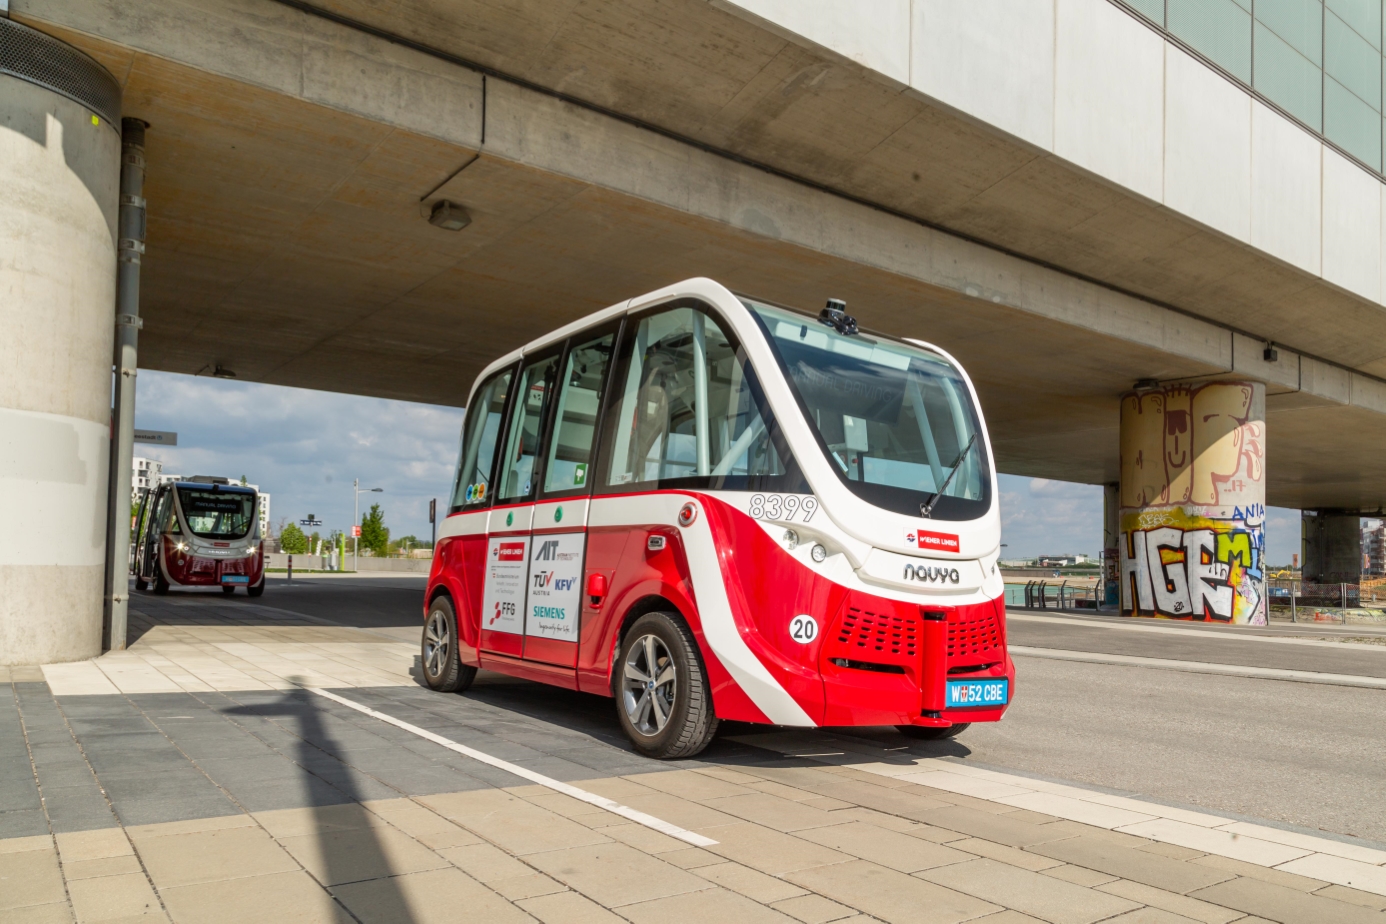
467, 277, 738, 406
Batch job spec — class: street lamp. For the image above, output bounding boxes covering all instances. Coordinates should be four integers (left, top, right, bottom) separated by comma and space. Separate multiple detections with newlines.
353, 478, 383, 572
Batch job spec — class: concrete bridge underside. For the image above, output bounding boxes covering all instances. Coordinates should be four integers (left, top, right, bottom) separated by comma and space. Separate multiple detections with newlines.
17, 0, 1386, 513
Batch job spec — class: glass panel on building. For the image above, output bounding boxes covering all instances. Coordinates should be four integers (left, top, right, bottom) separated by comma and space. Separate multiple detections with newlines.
1325, 9, 1383, 108
1254, 21, 1325, 127
1325, 0, 1382, 49
1168, 0, 1253, 81
1124, 0, 1166, 24
1255, 0, 1324, 64
1325, 76, 1384, 168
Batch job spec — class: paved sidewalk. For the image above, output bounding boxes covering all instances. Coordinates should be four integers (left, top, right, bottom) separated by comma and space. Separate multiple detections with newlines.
5, 598, 1386, 923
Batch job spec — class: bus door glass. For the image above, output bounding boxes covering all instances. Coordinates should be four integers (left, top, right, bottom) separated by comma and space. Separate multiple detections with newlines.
527, 324, 618, 667
447, 367, 513, 658
481, 348, 562, 657
138, 486, 171, 578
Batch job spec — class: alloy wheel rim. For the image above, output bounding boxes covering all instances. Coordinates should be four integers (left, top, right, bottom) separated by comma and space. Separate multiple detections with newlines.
424, 610, 450, 678
622, 633, 676, 736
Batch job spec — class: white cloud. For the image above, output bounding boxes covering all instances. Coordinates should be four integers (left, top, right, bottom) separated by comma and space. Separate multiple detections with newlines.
135, 371, 462, 543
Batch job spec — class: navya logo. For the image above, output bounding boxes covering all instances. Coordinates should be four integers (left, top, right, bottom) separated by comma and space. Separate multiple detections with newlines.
532, 606, 567, 620
534, 540, 559, 561
903, 564, 961, 584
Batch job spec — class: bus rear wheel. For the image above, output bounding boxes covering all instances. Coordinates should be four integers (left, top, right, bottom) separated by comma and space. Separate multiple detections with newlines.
421, 596, 476, 693
616, 612, 718, 759
247, 581, 264, 598
134, 577, 148, 592
222, 585, 236, 594
897, 723, 970, 740
153, 573, 170, 595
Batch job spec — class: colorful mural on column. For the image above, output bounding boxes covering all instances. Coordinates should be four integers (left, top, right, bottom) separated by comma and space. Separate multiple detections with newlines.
1119, 381, 1266, 624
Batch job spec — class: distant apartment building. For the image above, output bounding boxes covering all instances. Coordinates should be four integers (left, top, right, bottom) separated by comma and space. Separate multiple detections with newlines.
131, 457, 162, 502
1365, 521, 1385, 576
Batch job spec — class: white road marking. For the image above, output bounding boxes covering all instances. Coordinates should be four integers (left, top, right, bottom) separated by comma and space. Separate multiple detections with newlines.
306, 686, 718, 848
1010, 646, 1386, 689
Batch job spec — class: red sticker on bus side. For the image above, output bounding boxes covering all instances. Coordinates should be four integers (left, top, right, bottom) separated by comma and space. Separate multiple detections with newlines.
496, 542, 526, 561
916, 530, 960, 553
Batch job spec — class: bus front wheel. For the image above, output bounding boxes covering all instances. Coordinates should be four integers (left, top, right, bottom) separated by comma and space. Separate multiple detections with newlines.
616, 612, 719, 759
134, 577, 148, 592
897, 723, 970, 740
247, 581, 264, 598
222, 586, 236, 595
421, 596, 476, 693
153, 573, 170, 595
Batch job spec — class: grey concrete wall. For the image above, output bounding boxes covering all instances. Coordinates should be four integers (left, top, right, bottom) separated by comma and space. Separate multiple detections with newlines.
0, 76, 120, 665
1302, 513, 1363, 583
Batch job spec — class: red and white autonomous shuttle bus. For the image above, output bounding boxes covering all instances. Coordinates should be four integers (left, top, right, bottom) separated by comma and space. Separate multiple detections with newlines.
422, 279, 1011, 757
133, 478, 265, 596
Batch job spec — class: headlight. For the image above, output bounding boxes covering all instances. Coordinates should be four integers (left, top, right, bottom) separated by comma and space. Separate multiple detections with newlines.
175, 541, 188, 553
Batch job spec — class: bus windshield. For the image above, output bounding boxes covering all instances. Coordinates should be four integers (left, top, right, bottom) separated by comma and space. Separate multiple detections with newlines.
747, 300, 990, 520
177, 487, 255, 539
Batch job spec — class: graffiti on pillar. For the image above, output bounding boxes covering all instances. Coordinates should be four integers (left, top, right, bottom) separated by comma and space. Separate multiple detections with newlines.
1119, 382, 1266, 624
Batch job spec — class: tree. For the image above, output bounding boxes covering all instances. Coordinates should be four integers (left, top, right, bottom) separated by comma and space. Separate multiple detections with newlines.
280, 522, 309, 554
360, 503, 389, 556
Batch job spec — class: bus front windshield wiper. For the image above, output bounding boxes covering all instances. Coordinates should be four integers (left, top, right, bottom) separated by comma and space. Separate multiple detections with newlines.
920, 433, 977, 519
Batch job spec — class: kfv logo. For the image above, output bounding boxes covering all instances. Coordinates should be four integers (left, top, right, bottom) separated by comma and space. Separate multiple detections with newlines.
534, 540, 559, 561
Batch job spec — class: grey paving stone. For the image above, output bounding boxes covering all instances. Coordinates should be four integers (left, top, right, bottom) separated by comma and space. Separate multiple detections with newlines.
222, 777, 356, 813
111, 793, 243, 827
0, 808, 49, 839
32, 763, 101, 790
194, 755, 309, 786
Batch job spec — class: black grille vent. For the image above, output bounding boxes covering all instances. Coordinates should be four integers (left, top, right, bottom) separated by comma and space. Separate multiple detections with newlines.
0, 17, 121, 127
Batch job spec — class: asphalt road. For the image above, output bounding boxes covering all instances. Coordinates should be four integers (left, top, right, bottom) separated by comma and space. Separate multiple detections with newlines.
216, 578, 1386, 844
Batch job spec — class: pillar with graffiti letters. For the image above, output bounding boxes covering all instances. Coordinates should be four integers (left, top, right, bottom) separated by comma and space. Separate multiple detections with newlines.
1118, 381, 1267, 625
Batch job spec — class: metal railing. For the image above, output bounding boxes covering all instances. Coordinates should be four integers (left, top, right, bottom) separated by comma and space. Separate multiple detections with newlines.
1267, 579, 1386, 622
1021, 580, 1099, 610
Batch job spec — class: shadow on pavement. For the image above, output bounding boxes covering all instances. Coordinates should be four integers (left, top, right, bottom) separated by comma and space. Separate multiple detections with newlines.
223, 688, 416, 923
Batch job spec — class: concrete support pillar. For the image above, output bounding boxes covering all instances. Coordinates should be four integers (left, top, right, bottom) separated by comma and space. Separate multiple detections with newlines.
1301, 512, 1362, 583
0, 19, 122, 665
1117, 381, 1267, 624
1101, 483, 1119, 606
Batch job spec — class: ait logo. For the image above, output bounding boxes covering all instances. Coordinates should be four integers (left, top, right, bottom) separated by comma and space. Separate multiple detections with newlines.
534, 540, 559, 561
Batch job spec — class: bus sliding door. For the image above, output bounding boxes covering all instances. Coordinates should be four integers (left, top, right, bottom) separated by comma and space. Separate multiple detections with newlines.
526, 324, 618, 668
480, 349, 561, 659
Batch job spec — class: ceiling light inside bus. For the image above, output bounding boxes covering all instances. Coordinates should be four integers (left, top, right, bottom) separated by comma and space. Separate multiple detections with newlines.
428, 200, 471, 231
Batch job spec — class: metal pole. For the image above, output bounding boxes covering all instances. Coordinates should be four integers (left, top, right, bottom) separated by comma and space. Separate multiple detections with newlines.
102, 118, 148, 652
353, 479, 359, 573
1291, 581, 1297, 623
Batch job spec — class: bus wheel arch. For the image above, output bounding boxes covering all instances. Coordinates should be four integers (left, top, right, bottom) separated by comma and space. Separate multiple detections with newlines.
612, 601, 719, 759
422, 594, 476, 693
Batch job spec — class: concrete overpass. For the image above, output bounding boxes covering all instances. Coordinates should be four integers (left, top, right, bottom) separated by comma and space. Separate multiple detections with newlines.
4, 0, 1386, 661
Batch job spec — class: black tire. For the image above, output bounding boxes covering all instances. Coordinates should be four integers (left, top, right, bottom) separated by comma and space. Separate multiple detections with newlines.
153, 571, 170, 595
421, 596, 476, 692
897, 723, 970, 740
615, 612, 718, 759
247, 580, 265, 598
222, 585, 236, 595
134, 577, 148, 592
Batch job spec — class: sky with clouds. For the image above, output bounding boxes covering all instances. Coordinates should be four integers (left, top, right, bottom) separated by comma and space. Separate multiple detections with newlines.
134, 371, 1303, 564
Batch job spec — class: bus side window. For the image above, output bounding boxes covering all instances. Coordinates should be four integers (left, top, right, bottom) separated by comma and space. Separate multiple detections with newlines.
542, 326, 617, 496
601, 305, 787, 488
496, 352, 562, 504
450, 368, 513, 512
